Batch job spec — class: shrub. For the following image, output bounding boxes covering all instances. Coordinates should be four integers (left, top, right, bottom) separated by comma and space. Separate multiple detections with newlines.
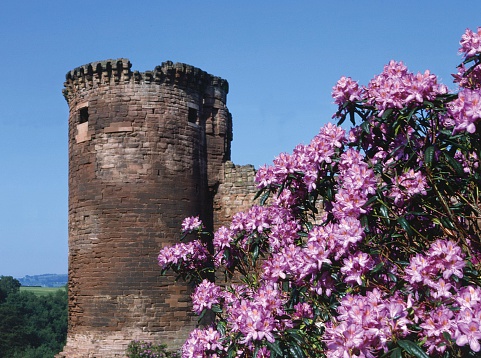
158, 26, 481, 357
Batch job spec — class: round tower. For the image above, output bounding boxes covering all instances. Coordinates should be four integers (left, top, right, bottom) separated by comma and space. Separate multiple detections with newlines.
59, 59, 232, 357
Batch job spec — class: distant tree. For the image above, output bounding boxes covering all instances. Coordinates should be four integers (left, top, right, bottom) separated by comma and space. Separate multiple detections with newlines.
0, 285, 67, 357
0, 275, 21, 302
0, 304, 31, 356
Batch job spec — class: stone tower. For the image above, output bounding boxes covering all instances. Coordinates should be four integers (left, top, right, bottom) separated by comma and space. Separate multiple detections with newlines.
60, 59, 234, 357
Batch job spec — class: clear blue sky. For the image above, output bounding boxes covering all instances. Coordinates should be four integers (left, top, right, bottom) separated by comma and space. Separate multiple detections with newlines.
1, 1, 480, 278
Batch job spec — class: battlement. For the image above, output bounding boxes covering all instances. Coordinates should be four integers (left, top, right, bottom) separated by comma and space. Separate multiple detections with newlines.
63, 58, 229, 103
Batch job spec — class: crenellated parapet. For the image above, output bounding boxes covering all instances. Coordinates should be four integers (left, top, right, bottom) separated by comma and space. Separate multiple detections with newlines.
63, 58, 229, 105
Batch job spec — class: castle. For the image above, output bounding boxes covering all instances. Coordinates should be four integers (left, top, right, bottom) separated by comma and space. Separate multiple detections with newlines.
59, 59, 257, 357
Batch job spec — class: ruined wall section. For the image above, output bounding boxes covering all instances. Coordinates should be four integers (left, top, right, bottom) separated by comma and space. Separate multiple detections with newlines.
60, 59, 231, 357
213, 161, 258, 229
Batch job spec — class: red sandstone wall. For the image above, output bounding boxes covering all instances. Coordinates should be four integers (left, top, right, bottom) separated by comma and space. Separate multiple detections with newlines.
60, 59, 231, 357
213, 161, 258, 230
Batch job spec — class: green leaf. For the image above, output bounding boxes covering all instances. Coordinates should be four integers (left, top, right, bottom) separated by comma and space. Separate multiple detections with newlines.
288, 342, 305, 358
360, 215, 370, 232
398, 340, 429, 358
371, 262, 384, 274
227, 344, 237, 358
216, 320, 226, 336
364, 194, 379, 207
198, 308, 207, 321
397, 217, 414, 236
349, 109, 355, 126
259, 190, 270, 206
381, 108, 394, 119
442, 331, 452, 342
252, 244, 260, 263
361, 120, 370, 134
389, 347, 402, 358
387, 273, 398, 282
379, 204, 389, 219
444, 152, 464, 176
211, 304, 223, 313
253, 345, 260, 358
422, 100, 434, 108
266, 341, 283, 357
424, 146, 435, 168
287, 330, 304, 345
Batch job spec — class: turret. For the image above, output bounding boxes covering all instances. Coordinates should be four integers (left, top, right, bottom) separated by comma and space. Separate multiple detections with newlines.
59, 58, 231, 357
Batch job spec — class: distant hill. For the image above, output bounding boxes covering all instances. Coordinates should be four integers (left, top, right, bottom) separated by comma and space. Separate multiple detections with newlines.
17, 274, 68, 287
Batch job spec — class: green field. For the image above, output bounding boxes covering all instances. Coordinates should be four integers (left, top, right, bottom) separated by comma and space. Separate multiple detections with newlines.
20, 286, 66, 296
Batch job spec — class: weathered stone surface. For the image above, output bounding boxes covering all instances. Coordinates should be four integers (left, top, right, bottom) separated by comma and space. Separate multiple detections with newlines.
59, 59, 256, 357
213, 161, 258, 229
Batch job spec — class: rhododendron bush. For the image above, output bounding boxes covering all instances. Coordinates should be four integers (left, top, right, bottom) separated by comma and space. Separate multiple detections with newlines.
158, 27, 481, 358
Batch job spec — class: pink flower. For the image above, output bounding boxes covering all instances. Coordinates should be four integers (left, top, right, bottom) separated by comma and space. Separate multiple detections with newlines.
404, 253, 429, 284
341, 252, 374, 286
448, 88, 481, 134
459, 27, 481, 58
158, 240, 209, 270
292, 302, 314, 320
181, 216, 203, 232
364, 60, 446, 115
455, 321, 481, 352
332, 76, 362, 105
390, 169, 427, 206
182, 327, 224, 358
191, 279, 222, 315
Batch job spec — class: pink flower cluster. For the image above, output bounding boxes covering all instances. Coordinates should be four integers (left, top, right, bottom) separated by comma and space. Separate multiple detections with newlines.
261, 216, 365, 289
333, 61, 448, 116
225, 284, 286, 345
364, 60, 447, 115
447, 88, 481, 133
340, 251, 374, 286
452, 63, 481, 90
292, 302, 314, 321
157, 239, 208, 270
414, 285, 481, 354
182, 327, 223, 358
181, 216, 203, 232
404, 239, 465, 290
191, 279, 223, 315
332, 76, 361, 105
402, 240, 481, 354
212, 205, 299, 267
389, 169, 428, 206
332, 148, 376, 219
454, 149, 479, 174
324, 289, 411, 357
459, 27, 481, 58
255, 123, 346, 193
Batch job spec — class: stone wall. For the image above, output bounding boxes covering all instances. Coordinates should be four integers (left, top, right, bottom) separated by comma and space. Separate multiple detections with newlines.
59, 59, 244, 357
213, 161, 258, 229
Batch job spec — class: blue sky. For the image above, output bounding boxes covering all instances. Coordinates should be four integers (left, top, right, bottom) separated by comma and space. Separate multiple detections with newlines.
1, 1, 480, 278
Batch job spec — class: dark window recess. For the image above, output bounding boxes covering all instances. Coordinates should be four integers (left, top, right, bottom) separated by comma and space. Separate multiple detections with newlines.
188, 108, 197, 123
79, 107, 89, 124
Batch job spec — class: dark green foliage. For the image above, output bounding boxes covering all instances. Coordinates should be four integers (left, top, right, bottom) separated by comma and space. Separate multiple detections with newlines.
0, 275, 21, 302
0, 276, 67, 358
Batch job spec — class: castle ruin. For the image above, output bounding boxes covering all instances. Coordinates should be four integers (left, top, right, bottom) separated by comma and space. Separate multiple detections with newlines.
59, 59, 257, 357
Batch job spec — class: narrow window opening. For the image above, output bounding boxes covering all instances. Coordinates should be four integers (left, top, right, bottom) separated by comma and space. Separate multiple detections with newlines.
188, 107, 197, 124
79, 107, 89, 124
